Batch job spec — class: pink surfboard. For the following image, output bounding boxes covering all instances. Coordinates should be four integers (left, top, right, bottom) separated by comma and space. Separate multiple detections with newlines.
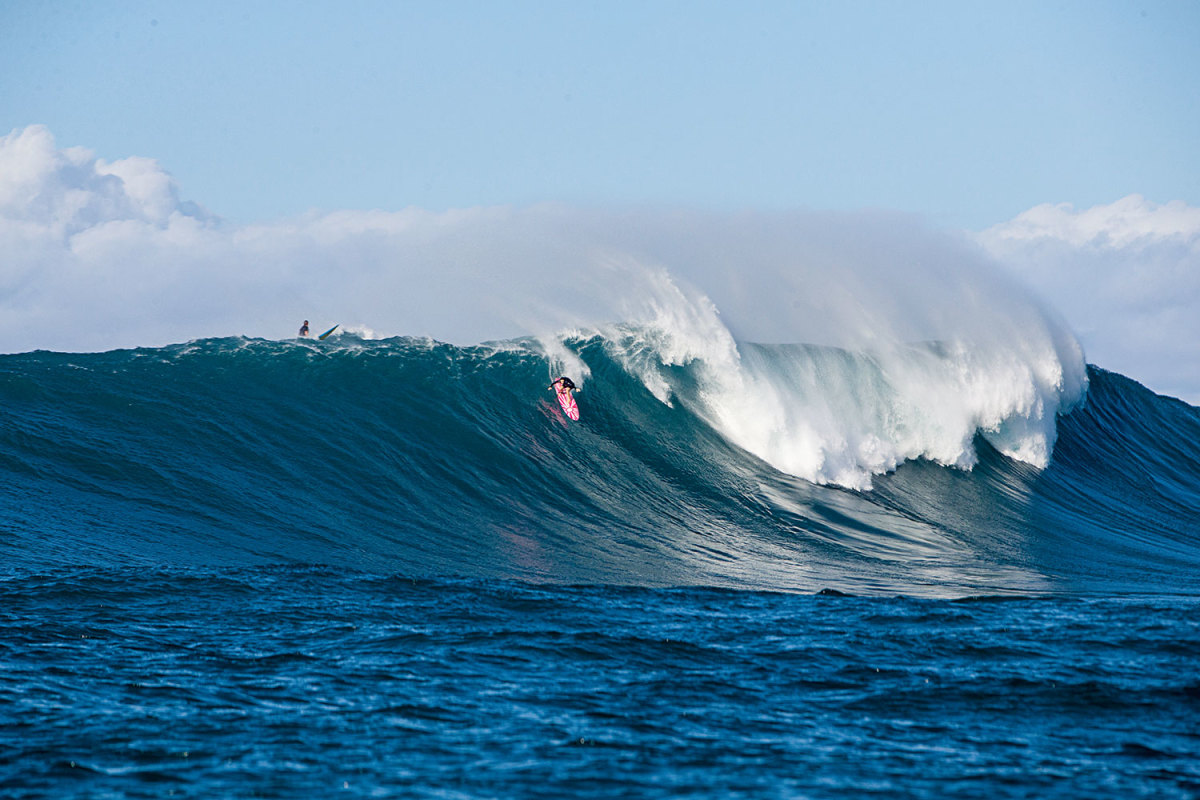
555, 385, 580, 421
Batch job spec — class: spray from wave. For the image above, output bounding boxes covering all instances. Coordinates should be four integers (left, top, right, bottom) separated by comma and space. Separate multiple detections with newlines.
520, 211, 1088, 488
1, 126, 1088, 488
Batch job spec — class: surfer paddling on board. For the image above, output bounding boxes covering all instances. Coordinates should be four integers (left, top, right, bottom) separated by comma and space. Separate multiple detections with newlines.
299, 320, 310, 337
549, 376, 581, 421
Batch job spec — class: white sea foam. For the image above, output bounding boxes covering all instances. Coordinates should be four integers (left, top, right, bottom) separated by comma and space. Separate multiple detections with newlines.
606, 312, 1085, 489
583, 228, 1088, 489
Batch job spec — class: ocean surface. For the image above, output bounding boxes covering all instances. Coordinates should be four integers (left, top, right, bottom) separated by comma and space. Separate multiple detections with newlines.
2, 334, 1199, 798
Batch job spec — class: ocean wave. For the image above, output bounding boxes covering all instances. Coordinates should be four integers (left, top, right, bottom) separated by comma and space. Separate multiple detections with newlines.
1, 333, 1196, 596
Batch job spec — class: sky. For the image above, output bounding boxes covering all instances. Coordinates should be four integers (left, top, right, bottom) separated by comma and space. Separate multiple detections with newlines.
1, 1, 1199, 402
3, 0, 1198, 227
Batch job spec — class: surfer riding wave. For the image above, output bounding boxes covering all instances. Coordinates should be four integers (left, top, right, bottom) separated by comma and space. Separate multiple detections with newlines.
549, 376, 580, 421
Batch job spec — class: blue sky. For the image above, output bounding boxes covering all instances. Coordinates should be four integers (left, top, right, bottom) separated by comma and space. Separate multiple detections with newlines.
3, 0, 1197, 228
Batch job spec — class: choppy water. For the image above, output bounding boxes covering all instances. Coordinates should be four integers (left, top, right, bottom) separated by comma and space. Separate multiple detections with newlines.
3, 569, 1198, 799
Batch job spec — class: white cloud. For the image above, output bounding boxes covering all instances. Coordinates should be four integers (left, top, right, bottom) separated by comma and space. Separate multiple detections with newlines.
978, 195, 1200, 404
0, 125, 204, 235
0, 128, 602, 351
982, 195, 1200, 249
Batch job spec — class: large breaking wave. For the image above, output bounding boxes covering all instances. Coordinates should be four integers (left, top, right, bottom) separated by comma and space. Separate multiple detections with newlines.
1, 331, 1195, 597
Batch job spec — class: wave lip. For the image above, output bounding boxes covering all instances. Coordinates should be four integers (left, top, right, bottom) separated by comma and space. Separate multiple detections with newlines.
672, 337, 1086, 490
593, 253, 1087, 490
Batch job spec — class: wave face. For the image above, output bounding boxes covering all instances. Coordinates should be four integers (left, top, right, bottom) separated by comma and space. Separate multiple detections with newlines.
1, 335, 1198, 596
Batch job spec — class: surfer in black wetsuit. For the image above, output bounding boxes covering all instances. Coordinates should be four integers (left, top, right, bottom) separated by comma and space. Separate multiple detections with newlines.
299, 320, 310, 337
549, 376, 581, 420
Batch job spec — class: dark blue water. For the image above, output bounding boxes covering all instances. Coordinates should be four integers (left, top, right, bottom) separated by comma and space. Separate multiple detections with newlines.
2, 336, 1199, 797
7, 573, 1200, 796
3, 571, 1198, 799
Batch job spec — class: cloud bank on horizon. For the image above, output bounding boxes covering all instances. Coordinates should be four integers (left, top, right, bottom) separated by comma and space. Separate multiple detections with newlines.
978, 196, 1200, 404
2, 124, 1197, 404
